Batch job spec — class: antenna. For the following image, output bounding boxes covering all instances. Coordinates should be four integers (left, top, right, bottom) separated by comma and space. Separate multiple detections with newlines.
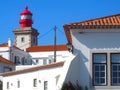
54, 26, 57, 62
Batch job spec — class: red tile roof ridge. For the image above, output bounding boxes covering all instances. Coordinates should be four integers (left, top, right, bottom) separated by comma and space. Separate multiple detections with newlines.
0, 43, 8, 47
64, 13, 120, 26
0, 61, 64, 77
26, 44, 68, 52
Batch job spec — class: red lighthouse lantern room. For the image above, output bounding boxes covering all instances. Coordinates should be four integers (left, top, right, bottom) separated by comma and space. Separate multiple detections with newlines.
19, 6, 33, 28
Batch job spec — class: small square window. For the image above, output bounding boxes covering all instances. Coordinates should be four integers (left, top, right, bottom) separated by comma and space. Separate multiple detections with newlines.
21, 37, 25, 42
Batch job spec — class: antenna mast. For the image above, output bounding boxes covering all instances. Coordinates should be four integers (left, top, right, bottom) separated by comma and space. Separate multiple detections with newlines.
54, 26, 57, 62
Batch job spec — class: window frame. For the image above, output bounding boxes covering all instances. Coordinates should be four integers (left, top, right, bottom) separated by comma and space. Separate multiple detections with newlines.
111, 53, 120, 86
92, 53, 107, 86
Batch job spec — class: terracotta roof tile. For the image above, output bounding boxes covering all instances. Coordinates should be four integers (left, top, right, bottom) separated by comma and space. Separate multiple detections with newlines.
0, 43, 23, 51
0, 61, 64, 77
63, 13, 120, 44
64, 14, 120, 26
0, 56, 15, 65
0, 43, 8, 47
26, 44, 68, 52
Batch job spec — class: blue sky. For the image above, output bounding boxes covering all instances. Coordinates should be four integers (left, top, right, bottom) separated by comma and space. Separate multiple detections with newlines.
0, 0, 120, 45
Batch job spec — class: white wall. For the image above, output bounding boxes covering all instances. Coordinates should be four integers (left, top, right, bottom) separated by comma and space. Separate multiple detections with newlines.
3, 65, 63, 90
15, 34, 30, 50
71, 29, 120, 90
0, 47, 10, 60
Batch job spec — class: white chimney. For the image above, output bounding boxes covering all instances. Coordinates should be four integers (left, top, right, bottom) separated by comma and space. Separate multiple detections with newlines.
8, 38, 12, 47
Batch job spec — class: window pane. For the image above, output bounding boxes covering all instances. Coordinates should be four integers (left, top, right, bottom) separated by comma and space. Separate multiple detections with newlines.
100, 78, 105, 84
94, 65, 99, 71
93, 54, 106, 63
112, 65, 117, 71
95, 72, 99, 77
93, 64, 106, 85
111, 64, 120, 85
111, 54, 120, 63
118, 72, 120, 77
119, 78, 120, 83
112, 78, 117, 84
113, 72, 117, 77
100, 72, 105, 77
118, 66, 120, 71
100, 65, 105, 71
94, 78, 99, 84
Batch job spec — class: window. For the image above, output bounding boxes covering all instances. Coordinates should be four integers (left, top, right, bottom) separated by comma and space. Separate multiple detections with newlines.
14, 56, 20, 65
93, 53, 107, 86
111, 53, 120, 85
21, 57, 25, 65
4, 67, 12, 72
44, 81, 48, 90
36, 59, 39, 64
7, 82, 9, 89
43, 59, 47, 65
21, 37, 24, 42
17, 80, 20, 88
33, 79, 37, 87
49, 59, 52, 64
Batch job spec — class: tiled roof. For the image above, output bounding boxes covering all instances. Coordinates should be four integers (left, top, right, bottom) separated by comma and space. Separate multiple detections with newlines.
0, 56, 15, 65
64, 14, 120, 26
26, 44, 68, 52
63, 13, 120, 44
0, 43, 8, 47
0, 61, 64, 77
0, 43, 22, 50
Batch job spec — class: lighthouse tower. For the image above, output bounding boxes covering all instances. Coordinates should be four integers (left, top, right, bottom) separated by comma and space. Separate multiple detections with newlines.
20, 6, 33, 28
13, 6, 39, 50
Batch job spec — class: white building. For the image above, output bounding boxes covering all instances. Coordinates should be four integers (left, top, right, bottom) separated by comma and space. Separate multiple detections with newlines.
0, 41, 32, 66
63, 13, 120, 90
26, 44, 71, 65
0, 53, 75, 90
1, 62, 64, 90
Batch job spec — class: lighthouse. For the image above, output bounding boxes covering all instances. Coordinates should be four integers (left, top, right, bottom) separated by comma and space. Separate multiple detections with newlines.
13, 6, 39, 50
20, 6, 33, 28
